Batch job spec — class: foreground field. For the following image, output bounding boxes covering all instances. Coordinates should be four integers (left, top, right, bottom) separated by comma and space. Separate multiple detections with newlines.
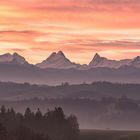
80, 130, 140, 140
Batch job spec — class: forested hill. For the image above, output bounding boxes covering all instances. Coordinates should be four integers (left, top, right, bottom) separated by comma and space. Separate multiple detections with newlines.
0, 81, 140, 100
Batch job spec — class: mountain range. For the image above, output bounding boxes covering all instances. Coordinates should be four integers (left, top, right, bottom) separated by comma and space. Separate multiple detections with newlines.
0, 51, 140, 69
36, 51, 79, 69
0, 51, 140, 85
35, 51, 140, 69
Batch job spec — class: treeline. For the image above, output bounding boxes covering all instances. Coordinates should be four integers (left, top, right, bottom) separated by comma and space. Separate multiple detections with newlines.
0, 106, 79, 140
1, 81, 140, 100
1, 96, 140, 130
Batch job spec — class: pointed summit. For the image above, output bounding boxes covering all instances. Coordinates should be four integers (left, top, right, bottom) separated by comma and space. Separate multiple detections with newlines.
0, 52, 28, 65
89, 53, 131, 68
93, 53, 102, 61
13, 52, 21, 57
12, 52, 28, 65
57, 51, 65, 56
89, 53, 106, 66
47, 52, 57, 60
133, 56, 140, 62
129, 56, 140, 68
0, 53, 13, 62
46, 51, 65, 62
36, 51, 78, 69
3, 53, 11, 57
94, 53, 100, 59
55, 51, 66, 59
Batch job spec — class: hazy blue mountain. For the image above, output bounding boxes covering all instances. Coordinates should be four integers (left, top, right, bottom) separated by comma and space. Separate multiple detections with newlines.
0, 62, 140, 85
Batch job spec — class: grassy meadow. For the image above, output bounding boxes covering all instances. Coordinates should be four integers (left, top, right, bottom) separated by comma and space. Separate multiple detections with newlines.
80, 130, 140, 140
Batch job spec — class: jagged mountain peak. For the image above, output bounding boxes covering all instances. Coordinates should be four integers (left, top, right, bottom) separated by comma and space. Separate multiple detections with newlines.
93, 53, 106, 60
129, 56, 140, 68
12, 52, 28, 65
0, 53, 13, 62
13, 52, 20, 56
94, 53, 101, 59
89, 53, 131, 68
50, 52, 57, 56
133, 56, 140, 62
36, 51, 78, 69
3, 53, 12, 56
89, 53, 106, 66
0, 52, 28, 65
45, 51, 67, 62
57, 51, 65, 56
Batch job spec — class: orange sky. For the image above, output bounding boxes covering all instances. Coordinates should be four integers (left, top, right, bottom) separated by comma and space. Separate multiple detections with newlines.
0, 0, 140, 64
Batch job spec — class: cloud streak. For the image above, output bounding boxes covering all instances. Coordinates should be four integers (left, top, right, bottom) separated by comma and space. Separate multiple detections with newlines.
0, 0, 140, 64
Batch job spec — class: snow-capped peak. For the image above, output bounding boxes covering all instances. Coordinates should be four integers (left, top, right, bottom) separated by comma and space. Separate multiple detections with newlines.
89, 53, 131, 68
0, 52, 28, 65
89, 53, 106, 67
48, 51, 66, 61
57, 51, 65, 56
0, 53, 13, 62
12, 53, 28, 65
133, 56, 140, 62
129, 56, 140, 68
94, 53, 101, 59
36, 51, 78, 69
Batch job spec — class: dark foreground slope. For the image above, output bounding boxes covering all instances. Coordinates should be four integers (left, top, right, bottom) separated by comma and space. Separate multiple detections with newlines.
80, 130, 140, 140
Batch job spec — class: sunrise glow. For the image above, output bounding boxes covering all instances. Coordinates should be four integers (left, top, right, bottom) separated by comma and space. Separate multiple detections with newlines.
0, 0, 140, 64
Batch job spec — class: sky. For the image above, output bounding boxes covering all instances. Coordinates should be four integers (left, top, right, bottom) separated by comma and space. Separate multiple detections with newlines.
0, 0, 140, 64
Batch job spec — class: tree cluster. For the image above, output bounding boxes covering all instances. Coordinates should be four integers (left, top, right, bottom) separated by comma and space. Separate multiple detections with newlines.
0, 106, 79, 140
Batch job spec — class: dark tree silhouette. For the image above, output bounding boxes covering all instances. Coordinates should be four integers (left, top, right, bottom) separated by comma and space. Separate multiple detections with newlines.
24, 108, 34, 120
0, 106, 79, 140
0, 123, 8, 140
0, 106, 6, 117
35, 108, 42, 120
14, 125, 50, 140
